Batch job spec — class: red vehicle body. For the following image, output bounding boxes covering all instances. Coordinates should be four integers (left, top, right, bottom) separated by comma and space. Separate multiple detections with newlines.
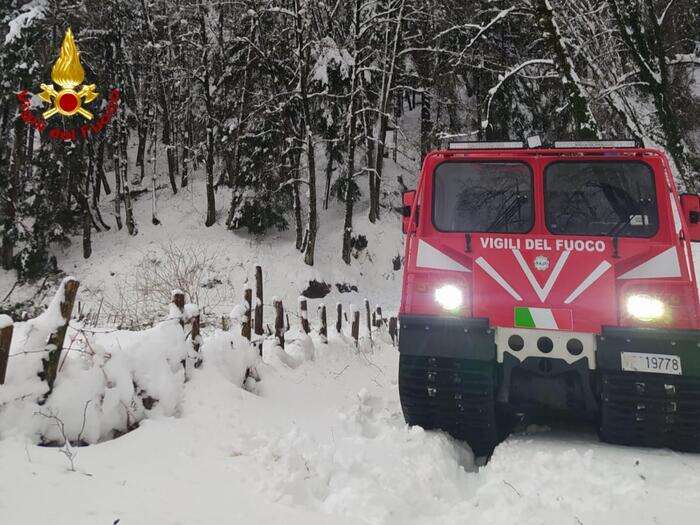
398, 142, 700, 455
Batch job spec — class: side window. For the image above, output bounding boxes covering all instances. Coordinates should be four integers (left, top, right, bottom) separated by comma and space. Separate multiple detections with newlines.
433, 162, 533, 233
544, 161, 658, 238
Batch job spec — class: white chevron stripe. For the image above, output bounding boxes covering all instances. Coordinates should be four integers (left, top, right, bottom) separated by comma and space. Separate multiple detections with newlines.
416, 240, 470, 272
475, 257, 522, 301
618, 246, 681, 280
564, 261, 612, 304
513, 250, 570, 303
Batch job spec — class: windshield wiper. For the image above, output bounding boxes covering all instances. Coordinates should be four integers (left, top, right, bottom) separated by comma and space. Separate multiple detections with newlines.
606, 214, 634, 237
487, 193, 527, 232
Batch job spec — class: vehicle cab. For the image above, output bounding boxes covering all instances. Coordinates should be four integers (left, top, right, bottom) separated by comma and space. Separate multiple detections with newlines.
398, 140, 700, 455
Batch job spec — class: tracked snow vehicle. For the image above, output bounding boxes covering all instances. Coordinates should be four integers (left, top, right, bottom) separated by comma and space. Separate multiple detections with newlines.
398, 140, 700, 455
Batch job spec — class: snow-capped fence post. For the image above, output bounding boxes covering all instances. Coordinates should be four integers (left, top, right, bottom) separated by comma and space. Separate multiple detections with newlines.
336, 303, 342, 333
299, 298, 310, 334
181, 303, 201, 369
254, 266, 263, 355
319, 304, 328, 342
389, 317, 398, 346
364, 299, 373, 347
0, 315, 13, 385
351, 307, 360, 347
191, 312, 201, 355
172, 290, 185, 326
41, 278, 80, 395
375, 306, 383, 327
274, 299, 285, 348
242, 288, 252, 341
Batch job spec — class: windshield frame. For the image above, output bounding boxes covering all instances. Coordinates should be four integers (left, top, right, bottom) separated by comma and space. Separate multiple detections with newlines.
431, 159, 535, 234
543, 159, 660, 239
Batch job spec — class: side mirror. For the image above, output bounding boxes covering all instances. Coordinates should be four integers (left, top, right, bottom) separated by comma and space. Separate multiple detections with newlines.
402, 190, 416, 234
680, 194, 700, 241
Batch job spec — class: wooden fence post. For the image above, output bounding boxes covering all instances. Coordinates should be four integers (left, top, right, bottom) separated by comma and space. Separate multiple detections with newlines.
242, 288, 252, 341
255, 266, 263, 355
389, 317, 398, 346
364, 299, 372, 347
0, 316, 13, 385
190, 314, 202, 358
351, 307, 360, 347
41, 278, 80, 395
274, 299, 285, 348
172, 290, 185, 325
336, 303, 342, 333
221, 315, 230, 331
319, 304, 327, 342
299, 298, 310, 334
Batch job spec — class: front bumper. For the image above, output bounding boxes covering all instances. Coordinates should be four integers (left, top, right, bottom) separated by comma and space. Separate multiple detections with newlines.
398, 315, 495, 360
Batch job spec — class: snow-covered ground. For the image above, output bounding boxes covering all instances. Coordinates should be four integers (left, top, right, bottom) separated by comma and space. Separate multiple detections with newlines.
3, 315, 700, 525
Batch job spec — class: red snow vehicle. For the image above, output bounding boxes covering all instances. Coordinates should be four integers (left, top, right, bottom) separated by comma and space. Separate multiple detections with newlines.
398, 140, 700, 455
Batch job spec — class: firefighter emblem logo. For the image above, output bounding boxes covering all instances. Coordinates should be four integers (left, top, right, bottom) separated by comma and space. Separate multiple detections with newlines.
534, 255, 550, 271
17, 27, 120, 142
39, 28, 98, 120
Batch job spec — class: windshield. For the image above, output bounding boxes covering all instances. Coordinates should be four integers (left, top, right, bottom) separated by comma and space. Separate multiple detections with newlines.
545, 161, 658, 238
433, 162, 533, 232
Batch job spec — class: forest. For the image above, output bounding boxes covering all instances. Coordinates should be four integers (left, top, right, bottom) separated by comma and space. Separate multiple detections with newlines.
1, 0, 699, 279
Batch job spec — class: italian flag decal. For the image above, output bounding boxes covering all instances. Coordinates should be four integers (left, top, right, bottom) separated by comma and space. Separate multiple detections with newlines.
514, 307, 573, 330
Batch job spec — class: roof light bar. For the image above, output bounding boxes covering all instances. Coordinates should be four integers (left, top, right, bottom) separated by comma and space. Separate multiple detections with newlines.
448, 141, 524, 150
553, 140, 637, 148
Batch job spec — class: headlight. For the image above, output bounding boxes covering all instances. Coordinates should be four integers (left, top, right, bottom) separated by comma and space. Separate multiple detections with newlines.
626, 294, 665, 322
434, 284, 463, 311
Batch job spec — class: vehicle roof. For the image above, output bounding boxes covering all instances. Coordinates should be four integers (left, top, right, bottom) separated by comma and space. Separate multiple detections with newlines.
428, 147, 665, 158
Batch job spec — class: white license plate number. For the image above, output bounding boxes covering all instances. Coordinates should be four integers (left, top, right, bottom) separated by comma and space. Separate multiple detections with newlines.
621, 352, 682, 375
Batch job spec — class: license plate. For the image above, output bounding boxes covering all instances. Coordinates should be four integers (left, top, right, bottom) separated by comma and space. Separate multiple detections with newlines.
621, 352, 682, 375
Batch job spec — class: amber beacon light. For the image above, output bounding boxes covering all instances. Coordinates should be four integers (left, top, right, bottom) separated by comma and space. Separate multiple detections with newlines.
39, 28, 98, 120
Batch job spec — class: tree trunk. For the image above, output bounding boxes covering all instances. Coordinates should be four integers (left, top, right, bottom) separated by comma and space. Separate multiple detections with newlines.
342, 0, 361, 265
182, 106, 192, 188
292, 149, 304, 250
119, 118, 137, 235
82, 168, 92, 259
135, 120, 147, 185
293, 0, 317, 267
25, 126, 35, 180
2, 117, 26, 270
303, 126, 317, 266
323, 140, 334, 210
420, 91, 432, 163
205, 126, 216, 226
113, 132, 123, 231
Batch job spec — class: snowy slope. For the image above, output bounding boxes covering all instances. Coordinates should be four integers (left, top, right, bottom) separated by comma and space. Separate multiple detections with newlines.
0, 140, 417, 330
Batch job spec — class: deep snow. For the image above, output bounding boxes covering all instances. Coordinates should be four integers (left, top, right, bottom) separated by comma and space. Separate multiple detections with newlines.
2, 322, 700, 525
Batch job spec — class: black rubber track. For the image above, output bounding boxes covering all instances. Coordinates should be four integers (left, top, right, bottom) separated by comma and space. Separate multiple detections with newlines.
599, 371, 700, 452
398, 353, 501, 456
